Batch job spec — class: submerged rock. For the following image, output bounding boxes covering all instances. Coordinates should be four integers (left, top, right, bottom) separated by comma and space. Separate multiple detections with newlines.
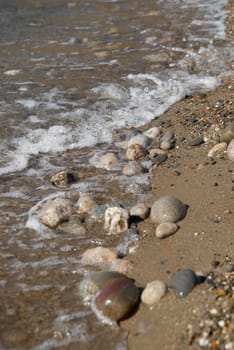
150, 195, 187, 224
93, 276, 139, 322
170, 269, 197, 298
50, 171, 76, 188
129, 134, 151, 148
104, 207, 129, 234
122, 162, 144, 176
141, 280, 167, 305
81, 247, 119, 267
126, 144, 148, 161
39, 197, 73, 228
99, 152, 119, 166
77, 195, 97, 215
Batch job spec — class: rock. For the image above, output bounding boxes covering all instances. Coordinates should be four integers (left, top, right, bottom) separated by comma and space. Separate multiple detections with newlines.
155, 222, 178, 238
104, 207, 129, 234
57, 220, 86, 235
126, 144, 148, 161
93, 276, 139, 322
99, 152, 119, 166
161, 130, 174, 142
141, 280, 167, 305
149, 148, 167, 157
90, 204, 111, 221
227, 139, 234, 161
77, 195, 97, 215
39, 197, 73, 228
122, 162, 144, 176
207, 142, 227, 158
170, 269, 197, 298
160, 139, 173, 150
78, 271, 127, 302
115, 140, 129, 149
220, 122, 234, 144
50, 171, 76, 188
129, 134, 151, 148
130, 203, 150, 220
81, 247, 119, 266
203, 124, 221, 144
151, 153, 168, 165
143, 127, 160, 139
187, 136, 203, 146
110, 259, 132, 274
150, 195, 187, 224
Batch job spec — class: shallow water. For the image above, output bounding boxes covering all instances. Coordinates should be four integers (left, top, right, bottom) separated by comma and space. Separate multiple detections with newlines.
0, 0, 233, 349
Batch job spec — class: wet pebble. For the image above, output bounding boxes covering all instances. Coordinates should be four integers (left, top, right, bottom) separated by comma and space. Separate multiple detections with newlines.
77, 195, 97, 215
81, 246, 119, 266
50, 171, 76, 188
150, 195, 187, 224
129, 203, 150, 220
129, 134, 151, 148
93, 276, 139, 322
170, 269, 197, 298
207, 142, 227, 158
143, 127, 160, 139
104, 206, 129, 234
99, 152, 119, 166
126, 144, 148, 161
226, 139, 234, 161
141, 280, 167, 305
122, 162, 144, 176
155, 222, 178, 239
39, 197, 73, 228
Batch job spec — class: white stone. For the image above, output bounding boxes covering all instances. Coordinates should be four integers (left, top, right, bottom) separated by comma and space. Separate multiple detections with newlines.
227, 139, 234, 161
143, 127, 160, 139
81, 246, 119, 266
150, 195, 187, 224
99, 152, 119, 166
77, 195, 97, 214
155, 222, 178, 238
129, 134, 151, 148
141, 280, 167, 305
40, 197, 73, 228
207, 142, 227, 158
104, 207, 129, 234
130, 203, 150, 220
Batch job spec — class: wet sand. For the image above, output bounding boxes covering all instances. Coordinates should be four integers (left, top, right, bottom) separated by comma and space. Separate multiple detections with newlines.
120, 2, 234, 348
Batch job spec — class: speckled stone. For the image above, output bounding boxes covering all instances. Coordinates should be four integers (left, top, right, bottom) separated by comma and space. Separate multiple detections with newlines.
50, 171, 76, 188
77, 195, 97, 214
39, 197, 73, 228
141, 280, 167, 305
150, 195, 187, 224
207, 142, 227, 158
99, 152, 119, 166
104, 207, 129, 234
126, 144, 148, 161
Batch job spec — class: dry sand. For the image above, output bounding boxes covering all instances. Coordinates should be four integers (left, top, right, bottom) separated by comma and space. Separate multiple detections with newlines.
120, 2, 234, 348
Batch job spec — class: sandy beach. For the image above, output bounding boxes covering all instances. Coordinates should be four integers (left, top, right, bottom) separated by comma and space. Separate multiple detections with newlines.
120, 2, 234, 349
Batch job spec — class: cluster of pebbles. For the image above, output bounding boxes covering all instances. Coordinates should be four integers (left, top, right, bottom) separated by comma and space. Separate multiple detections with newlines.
32, 118, 234, 326
186, 258, 234, 349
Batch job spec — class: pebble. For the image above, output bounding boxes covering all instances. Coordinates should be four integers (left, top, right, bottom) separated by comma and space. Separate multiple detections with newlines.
129, 203, 150, 220
207, 142, 227, 158
50, 171, 76, 188
226, 139, 234, 161
203, 124, 221, 144
39, 197, 73, 228
110, 259, 132, 274
161, 130, 174, 142
141, 280, 167, 305
170, 269, 197, 298
220, 122, 234, 144
128, 134, 152, 148
104, 207, 129, 234
150, 195, 187, 224
187, 136, 203, 146
122, 162, 144, 176
77, 195, 97, 215
81, 246, 119, 266
151, 153, 168, 165
143, 127, 160, 139
99, 152, 119, 166
155, 222, 178, 239
93, 276, 139, 322
126, 144, 148, 161
78, 271, 127, 302
160, 139, 173, 150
